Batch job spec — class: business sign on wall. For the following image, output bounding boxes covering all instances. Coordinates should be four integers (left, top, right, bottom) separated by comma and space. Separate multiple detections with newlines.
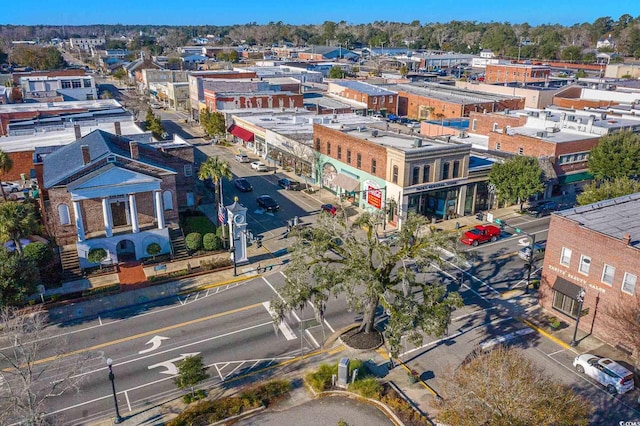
364, 180, 382, 209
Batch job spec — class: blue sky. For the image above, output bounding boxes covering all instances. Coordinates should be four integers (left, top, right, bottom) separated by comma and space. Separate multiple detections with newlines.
2, 0, 637, 26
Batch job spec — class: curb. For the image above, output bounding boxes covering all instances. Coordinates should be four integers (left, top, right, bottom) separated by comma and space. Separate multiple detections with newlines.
518, 316, 575, 352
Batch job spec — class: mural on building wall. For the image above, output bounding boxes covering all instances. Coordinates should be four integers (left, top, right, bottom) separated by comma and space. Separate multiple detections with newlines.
322, 163, 337, 192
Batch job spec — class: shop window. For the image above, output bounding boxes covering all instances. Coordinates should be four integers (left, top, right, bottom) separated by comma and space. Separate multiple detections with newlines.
442, 162, 450, 180
58, 204, 70, 225
552, 291, 580, 318
392, 165, 398, 184
423, 165, 430, 182
412, 167, 420, 185
371, 159, 377, 174
337, 146, 342, 159
601, 264, 615, 286
560, 247, 572, 266
347, 150, 351, 164
452, 161, 460, 178
622, 273, 637, 295
356, 153, 362, 168
578, 255, 591, 275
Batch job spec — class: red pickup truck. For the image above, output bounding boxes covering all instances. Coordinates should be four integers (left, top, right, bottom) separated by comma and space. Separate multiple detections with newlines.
460, 225, 501, 246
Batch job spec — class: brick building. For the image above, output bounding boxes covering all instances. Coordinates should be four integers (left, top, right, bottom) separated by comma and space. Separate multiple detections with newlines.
41, 130, 194, 267
539, 193, 640, 354
327, 81, 398, 115
484, 63, 550, 85
394, 83, 524, 120
204, 90, 304, 112
187, 70, 258, 120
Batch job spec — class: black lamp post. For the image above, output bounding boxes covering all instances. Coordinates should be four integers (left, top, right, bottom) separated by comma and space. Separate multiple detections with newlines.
229, 245, 237, 277
524, 233, 536, 294
106, 358, 123, 424
570, 288, 586, 347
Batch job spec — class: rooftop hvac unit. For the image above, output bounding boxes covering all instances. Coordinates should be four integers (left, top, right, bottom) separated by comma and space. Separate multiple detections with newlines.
413, 138, 423, 147
458, 131, 468, 138
371, 130, 379, 137
601, 113, 607, 120
536, 131, 547, 138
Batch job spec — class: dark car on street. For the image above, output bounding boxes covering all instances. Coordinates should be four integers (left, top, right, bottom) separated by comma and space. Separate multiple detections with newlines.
234, 178, 253, 192
257, 194, 279, 212
278, 178, 301, 190
526, 201, 558, 218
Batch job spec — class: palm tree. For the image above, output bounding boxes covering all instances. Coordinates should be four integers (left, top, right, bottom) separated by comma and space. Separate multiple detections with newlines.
0, 149, 14, 202
197, 156, 232, 219
0, 201, 38, 255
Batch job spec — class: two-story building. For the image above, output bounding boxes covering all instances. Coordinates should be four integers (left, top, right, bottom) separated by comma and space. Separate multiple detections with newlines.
327, 81, 398, 116
19, 75, 98, 102
484, 63, 551, 85
540, 193, 640, 354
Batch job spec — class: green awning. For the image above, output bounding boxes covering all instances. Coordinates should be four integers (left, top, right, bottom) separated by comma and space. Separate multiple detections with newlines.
558, 172, 593, 185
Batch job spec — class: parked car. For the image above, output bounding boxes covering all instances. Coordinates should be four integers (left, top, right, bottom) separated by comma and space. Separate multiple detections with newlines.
460, 224, 501, 246
1, 182, 20, 193
518, 241, 547, 262
526, 201, 558, 217
257, 194, 279, 211
235, 153, 250, 163
278, 178, 301, 190
234, 178, 253, 192
251, 161, 268, 172
406, 120, 421, 128
573, 354, 635, 394
320, 203, 338, 216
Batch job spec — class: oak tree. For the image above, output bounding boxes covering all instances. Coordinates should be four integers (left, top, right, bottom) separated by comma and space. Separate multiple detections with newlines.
576, 176, 640, 205
588, 132, 640, 181
488, 156, 545, 210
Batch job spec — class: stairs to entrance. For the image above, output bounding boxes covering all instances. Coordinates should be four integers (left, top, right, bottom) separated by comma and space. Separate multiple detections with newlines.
59, 245, 84, 282
169, 227, 189, 260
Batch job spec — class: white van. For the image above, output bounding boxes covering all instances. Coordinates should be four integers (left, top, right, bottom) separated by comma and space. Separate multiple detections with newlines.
235, 154, 250, 163
573, 354, 635, 394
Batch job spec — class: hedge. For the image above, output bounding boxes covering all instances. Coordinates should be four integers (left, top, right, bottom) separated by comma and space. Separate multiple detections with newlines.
202, 233, 222, 251
185, 232, 203, 251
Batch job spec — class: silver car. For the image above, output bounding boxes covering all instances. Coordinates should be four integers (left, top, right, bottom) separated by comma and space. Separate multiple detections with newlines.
518, 241, 546, 262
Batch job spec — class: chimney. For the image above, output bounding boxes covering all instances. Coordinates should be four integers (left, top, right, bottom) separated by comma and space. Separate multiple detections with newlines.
114, 121, 121, 135
74, 124, 81, 140
623, 234, 631, 246
81, 145, 91, 165
129, 141, 139, 160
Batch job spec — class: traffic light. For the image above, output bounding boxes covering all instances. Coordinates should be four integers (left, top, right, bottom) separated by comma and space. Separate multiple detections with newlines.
494, 218, 502, 225
515, 228, 522, 234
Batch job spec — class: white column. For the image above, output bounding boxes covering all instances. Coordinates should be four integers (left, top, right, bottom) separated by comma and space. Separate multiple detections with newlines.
129, 194, 139, 233
154, 190, 165, 229
102, 198, 113, 237
72, 200, 85, 242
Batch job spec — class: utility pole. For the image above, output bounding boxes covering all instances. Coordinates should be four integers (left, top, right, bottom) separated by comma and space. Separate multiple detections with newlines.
494, 218, 536, 293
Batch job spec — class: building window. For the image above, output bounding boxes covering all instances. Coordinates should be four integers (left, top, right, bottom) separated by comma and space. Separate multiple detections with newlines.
371, 159, 377, 174
492, 123, 498, 132
356, 153, 362, 168
423, 165, 430, 182
472, 119, 477, 131
601, 264, 615, 286
107, 155, 116, 163
186, 192, 195, 207
184, 164, 193, 177
337, 146, 342, 159
84, 79, 92, 88
442, 162, 450, 180
560, 247, 572, 266
452, 160, 460, 178
327, 142, 331, 155
578, 255, 591, 275
412, 167, 420, 185
347, 150, 352, 164
62, 81, 71, 89
392, 165, 398, 184
163, 191, 173, 211
495, 142, 501, 150
622, 273, 637, 295
389, 96, 393, 103
373, 97, 377, 104
72, 80, 82, 88
314, 138, 320, 150
86, 94, 94, 100
58, 204, 71, 225
517, 147, 524, 155
552, 291, 581, 319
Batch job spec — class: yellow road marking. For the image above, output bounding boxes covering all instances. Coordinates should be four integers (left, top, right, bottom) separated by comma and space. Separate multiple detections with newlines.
501, 289, 521, 298
19, 302, 265, 368
519, 317, 573, 351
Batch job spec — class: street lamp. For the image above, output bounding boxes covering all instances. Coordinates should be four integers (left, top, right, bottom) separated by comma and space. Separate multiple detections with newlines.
570, 288, 586, 347
524, 233, 536, 294
106, 358, 123, 424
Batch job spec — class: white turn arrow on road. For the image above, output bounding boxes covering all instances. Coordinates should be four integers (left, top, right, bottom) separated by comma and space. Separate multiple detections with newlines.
518, 237, 530, 247
139, 335, 169, 354
147, 353, 200, 375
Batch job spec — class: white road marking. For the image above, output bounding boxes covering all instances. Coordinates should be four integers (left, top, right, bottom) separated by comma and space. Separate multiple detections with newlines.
138, 335, 169, 354
452, 307, 498, 322
148, 353, 201, 375
125, 390, 132, 412
262, 302, 297, 340
480, 328, 534, 350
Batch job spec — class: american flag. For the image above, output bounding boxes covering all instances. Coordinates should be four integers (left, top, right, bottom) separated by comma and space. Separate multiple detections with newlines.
218, 205, 227, 225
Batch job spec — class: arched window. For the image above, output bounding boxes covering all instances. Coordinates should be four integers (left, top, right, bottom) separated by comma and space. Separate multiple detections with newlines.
163, 191, 173, 211
58, 204, 70, 225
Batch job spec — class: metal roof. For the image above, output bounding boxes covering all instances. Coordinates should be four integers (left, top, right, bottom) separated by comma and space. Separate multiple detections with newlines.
333, 81, 397, 96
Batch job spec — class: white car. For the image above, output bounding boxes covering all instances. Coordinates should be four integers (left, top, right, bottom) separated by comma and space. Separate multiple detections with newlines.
573, 353, 634, 394
250, 161, 267, 172
235, 154, 250, 163
1, 182, 20, 193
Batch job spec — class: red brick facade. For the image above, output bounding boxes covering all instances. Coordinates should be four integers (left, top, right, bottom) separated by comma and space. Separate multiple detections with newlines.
204, 90, 304, 112
313, 124, 387, 181
469, 111, 527, 135
398, 93, 524, 120
330, 84, 398, 115
540, 214, 640, 352
485, 64, 550, 84
0, 150, 36, 182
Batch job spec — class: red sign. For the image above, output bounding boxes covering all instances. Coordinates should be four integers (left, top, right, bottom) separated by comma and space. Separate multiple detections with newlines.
366, 185, 382, 209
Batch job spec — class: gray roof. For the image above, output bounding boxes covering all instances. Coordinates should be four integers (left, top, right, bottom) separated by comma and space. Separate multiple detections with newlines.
556, 192, 640, 248
334, 81, 397, 96
395, 83, 520, 104
43, 129, 174, 188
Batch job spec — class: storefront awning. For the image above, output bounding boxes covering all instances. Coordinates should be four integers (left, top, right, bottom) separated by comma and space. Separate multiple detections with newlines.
552, 277, 583, 299
558, 172, 593, 185
332, 173, 360, 192
228, 125, 254, 142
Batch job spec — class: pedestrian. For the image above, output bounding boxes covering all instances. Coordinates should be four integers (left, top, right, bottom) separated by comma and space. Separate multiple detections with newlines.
257, 263, 262, 273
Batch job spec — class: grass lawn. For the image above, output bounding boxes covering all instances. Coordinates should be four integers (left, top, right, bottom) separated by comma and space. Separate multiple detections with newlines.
183, 215, 218, 235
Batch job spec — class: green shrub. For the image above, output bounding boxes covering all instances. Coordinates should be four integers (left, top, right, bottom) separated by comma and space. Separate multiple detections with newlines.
200, 257, 232, 271
348, 377, 383, 399
183, 389, 206, 404
23, 242, 53, 264
202, 233, 222, 251
146, 242, 161, 257
347, 359, 370, 378
185, 232, 203, 251
87, 248, 107, 264
306, 363, 337, 392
